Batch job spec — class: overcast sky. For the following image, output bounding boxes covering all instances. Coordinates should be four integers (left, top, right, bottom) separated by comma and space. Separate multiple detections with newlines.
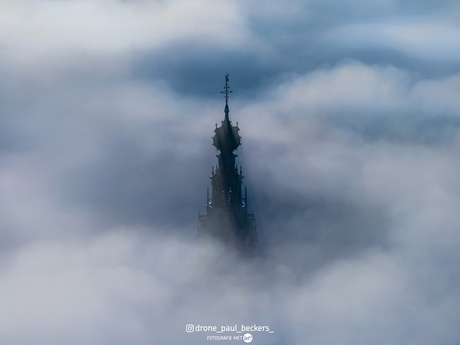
1, 0, 460, 344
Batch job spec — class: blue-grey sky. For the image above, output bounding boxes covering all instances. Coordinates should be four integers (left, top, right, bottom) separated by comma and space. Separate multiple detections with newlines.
0, 0, 460, 344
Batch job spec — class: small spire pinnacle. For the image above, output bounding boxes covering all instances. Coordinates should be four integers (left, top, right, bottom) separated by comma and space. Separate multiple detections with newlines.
245, 186, 248, 207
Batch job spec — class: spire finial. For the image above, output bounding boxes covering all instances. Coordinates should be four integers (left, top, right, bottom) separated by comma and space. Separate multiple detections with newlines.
220, 73, 232, 114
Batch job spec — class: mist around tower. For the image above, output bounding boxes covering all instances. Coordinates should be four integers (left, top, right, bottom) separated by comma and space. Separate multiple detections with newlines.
1, 1, 460, 344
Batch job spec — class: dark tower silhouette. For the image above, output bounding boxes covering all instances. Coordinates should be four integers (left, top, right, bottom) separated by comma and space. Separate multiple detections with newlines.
197, 74, 257, 257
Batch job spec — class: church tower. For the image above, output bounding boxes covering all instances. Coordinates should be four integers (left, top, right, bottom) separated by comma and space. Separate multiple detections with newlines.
197, 74, 257, 257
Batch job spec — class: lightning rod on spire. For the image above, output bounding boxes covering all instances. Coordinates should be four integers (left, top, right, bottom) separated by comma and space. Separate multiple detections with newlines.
220, 73, 233, 104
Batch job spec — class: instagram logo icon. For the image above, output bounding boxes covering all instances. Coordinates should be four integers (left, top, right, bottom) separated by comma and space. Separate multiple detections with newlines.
186, 324, 194, 333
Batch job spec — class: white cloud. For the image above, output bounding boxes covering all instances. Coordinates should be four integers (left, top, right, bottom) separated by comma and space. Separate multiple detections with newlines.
0, 0, 249, 62
0, 0, 459, 343
0, 228, 458, 344
323, 18, 460, 61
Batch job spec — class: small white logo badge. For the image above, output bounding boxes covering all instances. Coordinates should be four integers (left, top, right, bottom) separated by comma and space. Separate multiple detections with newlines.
243, 333, 253, 343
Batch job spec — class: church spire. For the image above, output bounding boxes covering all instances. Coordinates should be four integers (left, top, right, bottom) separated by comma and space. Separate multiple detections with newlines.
197, 74, 257, 257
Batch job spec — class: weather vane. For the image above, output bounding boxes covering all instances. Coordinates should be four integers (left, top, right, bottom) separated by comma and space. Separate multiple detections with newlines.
220, 73, 233, 103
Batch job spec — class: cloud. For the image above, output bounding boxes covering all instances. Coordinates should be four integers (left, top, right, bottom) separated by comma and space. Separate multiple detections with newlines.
0, 0, 247, 55
0, 228, 459, 344
0, 0, 460, 344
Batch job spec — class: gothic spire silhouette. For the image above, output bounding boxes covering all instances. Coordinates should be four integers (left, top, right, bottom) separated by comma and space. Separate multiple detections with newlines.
197, 74, 257, 257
